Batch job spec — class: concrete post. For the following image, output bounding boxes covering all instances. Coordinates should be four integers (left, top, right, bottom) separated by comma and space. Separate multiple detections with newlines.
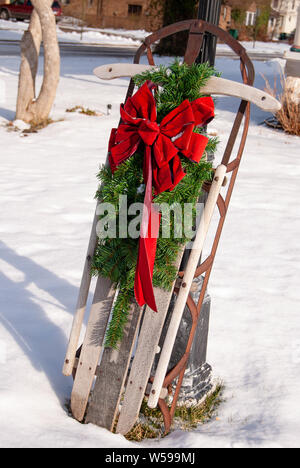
284, 6, 300, 105
291, 5, 300, 51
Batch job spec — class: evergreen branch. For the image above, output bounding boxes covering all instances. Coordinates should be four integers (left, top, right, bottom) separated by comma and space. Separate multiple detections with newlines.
93, 60, 218, 348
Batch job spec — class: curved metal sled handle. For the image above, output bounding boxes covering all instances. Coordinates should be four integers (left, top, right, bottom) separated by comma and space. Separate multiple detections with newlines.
94, 63, 281, 113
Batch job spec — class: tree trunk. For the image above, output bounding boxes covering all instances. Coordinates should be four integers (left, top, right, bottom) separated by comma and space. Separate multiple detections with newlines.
16, 0, 60, 125
16, 10, 42, 121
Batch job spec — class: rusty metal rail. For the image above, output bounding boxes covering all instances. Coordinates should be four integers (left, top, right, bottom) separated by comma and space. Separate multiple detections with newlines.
126, 19, 254, 434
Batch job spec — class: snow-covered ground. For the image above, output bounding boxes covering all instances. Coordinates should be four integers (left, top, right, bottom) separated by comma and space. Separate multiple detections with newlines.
217, 40, 290, 55
0, 47, 299, 448
0, 19, 142, 46
0, 18, 291, 54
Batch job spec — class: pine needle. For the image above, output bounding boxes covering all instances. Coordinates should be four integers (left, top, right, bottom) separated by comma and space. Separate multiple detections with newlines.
93, 61, 218, 348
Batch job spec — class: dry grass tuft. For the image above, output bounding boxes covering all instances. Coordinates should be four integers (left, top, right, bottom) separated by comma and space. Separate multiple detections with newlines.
263, 73, 300, 136
277, 99, 300, 136
124, 383, 224, 442
66, 106, 102, 116
24, 118, 61, 133
124, 423, 158, 442
173, 383, 224, 430
5, 118, 63, 134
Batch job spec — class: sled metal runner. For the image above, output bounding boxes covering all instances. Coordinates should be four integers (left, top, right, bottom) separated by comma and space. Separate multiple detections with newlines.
63, 19, 281, 435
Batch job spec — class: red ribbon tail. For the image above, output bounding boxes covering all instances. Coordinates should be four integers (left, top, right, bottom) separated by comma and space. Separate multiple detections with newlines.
134, 213, 160, 311
134, 148, 160, 312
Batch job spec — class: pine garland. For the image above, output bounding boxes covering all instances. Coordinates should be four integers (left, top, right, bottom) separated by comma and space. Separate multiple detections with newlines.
92, 60, 219, 349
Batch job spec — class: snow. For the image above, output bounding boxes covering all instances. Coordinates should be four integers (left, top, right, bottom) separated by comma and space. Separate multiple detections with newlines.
57, 29, 141, 46
217, 40, 290, 55
0, 20, 142, 47
0, 19, 291, 53
0, 46, 300, 448
0, 19, 142, 46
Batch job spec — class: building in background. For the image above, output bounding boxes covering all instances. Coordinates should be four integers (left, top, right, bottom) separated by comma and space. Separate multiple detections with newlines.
59, 0, 296, 40
61, 1, 234, 31
268, 0, 300, 37
219, 3, 233, 31
245, 3, 258, 26
61, 0, 160, 30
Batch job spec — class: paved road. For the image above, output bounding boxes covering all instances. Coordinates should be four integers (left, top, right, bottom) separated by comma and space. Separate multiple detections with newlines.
0, 39, 284, 61
0, 39, 140, 57
216, 49, 284, 61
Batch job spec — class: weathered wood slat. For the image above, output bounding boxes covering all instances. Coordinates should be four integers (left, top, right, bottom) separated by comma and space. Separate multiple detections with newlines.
71, 276, 115, 421
63, 204, 100, 376
86, 301, 143, 431
93, 64, 281, 113
116, 252, 184, 435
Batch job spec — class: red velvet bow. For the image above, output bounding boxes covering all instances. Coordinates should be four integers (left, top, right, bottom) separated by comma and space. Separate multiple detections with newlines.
108, 81, 214, 311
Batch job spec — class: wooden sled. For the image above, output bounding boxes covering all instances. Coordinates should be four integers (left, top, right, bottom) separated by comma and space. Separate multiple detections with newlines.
63, 20, 281, 435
